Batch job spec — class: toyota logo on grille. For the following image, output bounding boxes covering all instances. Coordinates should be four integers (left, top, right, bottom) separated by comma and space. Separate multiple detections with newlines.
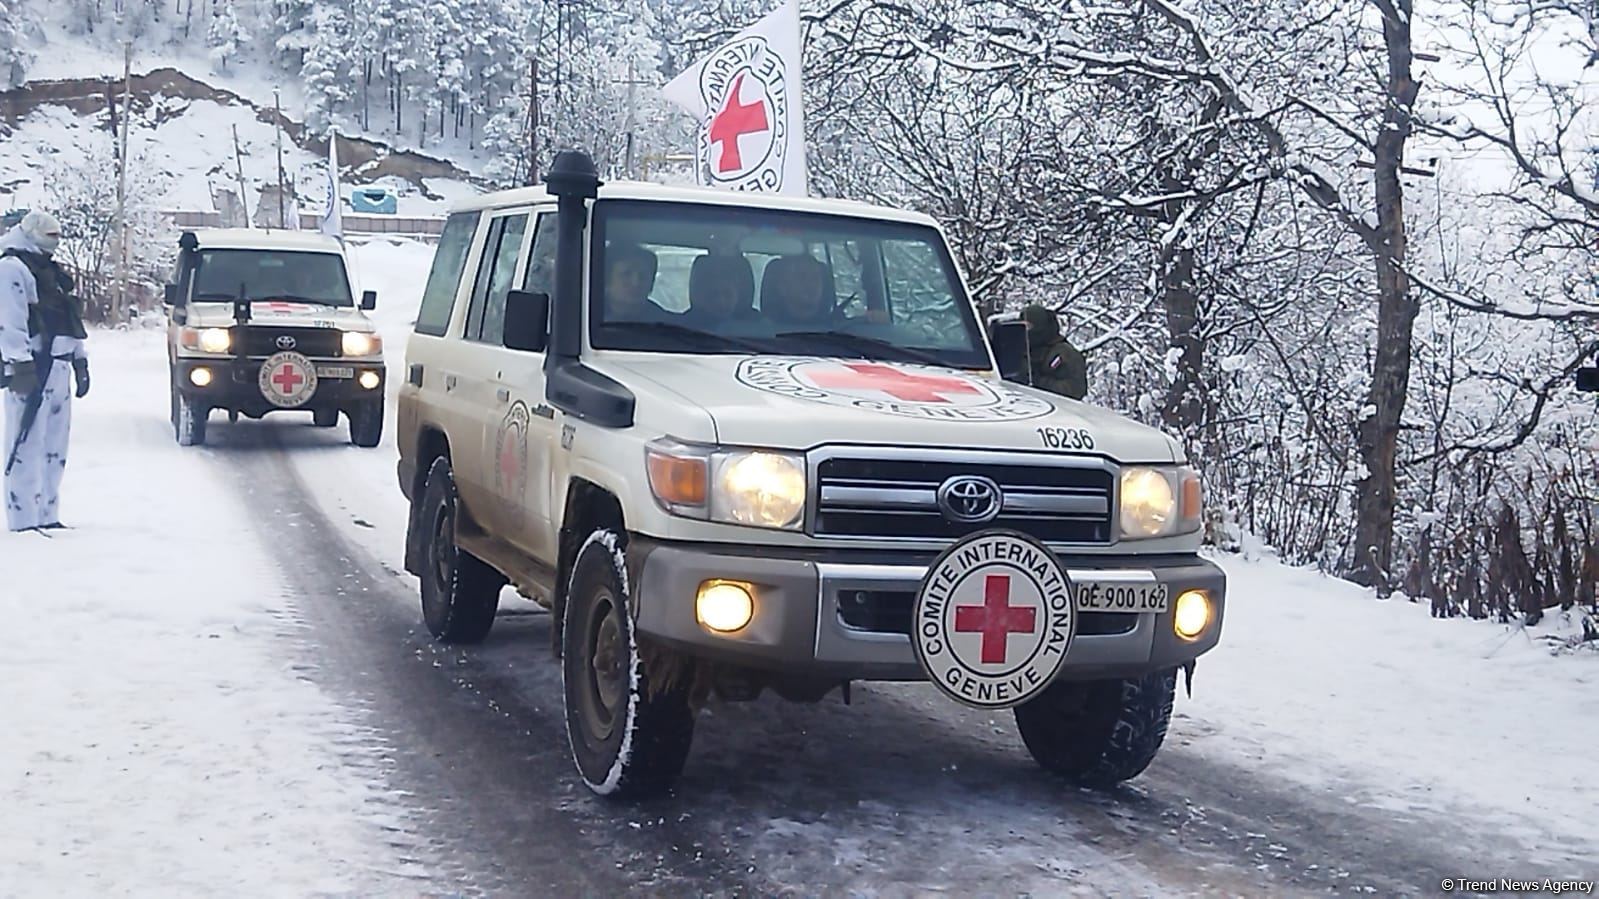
276, 335, 297, 350
936, 475, 1003, 524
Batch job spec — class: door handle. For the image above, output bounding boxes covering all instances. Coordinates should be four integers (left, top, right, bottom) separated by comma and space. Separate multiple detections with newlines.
496, 387, 510, 403
445, 374, 458, 392
408, 363, 424, 387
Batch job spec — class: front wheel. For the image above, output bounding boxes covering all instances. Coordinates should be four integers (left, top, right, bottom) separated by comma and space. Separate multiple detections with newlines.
416, 457, 504, 643
174, 388, 207, 447
562, 529, 695, 799
349, 400, 383, 447
1013, 668, 1177, 788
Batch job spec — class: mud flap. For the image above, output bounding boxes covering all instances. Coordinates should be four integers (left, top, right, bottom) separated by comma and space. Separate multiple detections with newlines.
1181, 660, 1196, 698
402, 497, 424, 577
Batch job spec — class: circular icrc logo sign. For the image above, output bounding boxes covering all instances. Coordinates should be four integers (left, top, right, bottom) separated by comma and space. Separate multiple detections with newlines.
735, 356, 1055, 422
259, 350, 318, 409
912, 530, 1077, 710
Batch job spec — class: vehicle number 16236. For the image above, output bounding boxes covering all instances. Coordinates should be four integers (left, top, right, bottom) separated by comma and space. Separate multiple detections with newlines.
1036, 426, 1094, 451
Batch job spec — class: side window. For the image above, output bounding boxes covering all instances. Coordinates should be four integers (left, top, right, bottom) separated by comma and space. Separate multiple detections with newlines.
521, 211, 558, 297
466, 213, 528, 345
415, 211, 482, 336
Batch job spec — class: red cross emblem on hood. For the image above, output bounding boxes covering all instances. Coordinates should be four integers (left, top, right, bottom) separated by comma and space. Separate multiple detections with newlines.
807, 362, 984, 403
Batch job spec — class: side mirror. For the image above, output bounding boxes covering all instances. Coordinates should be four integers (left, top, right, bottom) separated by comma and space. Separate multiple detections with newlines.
504, 289, 550, 353
163, 283, 178, 304
988, 318, 1032, 384
361, 290, 377, 311
1579, 367, 1599, 393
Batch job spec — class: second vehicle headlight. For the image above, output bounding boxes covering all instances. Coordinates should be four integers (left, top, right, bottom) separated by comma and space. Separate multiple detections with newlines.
645, 439, 806, 531
342, 331, 381, 357
1119, 466, 1201, 539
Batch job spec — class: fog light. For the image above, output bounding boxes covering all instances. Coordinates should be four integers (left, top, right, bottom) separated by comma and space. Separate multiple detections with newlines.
696, 581, 754, 634
358, 370, 381, 390
1174, 590, 1211, 641
190, 367, 213, 387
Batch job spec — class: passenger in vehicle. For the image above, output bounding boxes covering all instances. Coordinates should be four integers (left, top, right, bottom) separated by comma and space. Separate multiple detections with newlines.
760, 254, 836, 328
603, 242, 676, 323
684, 254, 758, 328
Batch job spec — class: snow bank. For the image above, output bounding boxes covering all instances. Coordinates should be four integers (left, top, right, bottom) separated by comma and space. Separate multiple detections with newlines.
1187, 552, 1598, 859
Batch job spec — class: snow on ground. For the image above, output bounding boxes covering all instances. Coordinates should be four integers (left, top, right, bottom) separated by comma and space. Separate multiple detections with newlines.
0, 323, 429, 894
305, 239, 1599, 861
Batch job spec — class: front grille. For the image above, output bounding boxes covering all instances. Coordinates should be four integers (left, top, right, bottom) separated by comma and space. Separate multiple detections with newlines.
239, 326, 342, 358
813, 455, 1114, 544
835, 589, 1134, 637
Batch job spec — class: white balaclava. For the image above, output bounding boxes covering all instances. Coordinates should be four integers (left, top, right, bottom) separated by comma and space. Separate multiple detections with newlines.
20, 210, 62, 256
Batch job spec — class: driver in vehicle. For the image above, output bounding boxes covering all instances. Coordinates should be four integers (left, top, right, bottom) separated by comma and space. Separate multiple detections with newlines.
603, 242, 676, 323
684, 254, 759, 328
760, 254, 835, 328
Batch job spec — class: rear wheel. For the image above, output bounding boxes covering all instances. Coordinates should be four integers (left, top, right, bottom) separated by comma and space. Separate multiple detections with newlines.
313, 407, 339, 428
416, 457, 503, 643
562, 529, 696, 799
1013, 668, 1177, 788
349, 400, 383, 447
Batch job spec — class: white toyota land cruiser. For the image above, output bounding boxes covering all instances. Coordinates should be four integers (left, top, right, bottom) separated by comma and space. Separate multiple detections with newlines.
397, 151, 1226, 799
164, 228, 386, 447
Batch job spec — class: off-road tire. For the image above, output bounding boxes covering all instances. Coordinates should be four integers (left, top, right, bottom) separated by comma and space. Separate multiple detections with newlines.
313, 408, 339, 428
174, 387, 207, 447
417, 457, 504, 643
562, 529, 695, 799
349, 400, 383, 447
1014, 668, 1177, 788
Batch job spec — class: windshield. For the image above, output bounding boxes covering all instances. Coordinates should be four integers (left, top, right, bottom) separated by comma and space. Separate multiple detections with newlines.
588, 200, 991, 369
191, 249, 354, 307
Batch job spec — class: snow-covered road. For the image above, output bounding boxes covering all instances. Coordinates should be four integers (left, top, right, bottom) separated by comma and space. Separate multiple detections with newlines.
3, 238, 1595, 896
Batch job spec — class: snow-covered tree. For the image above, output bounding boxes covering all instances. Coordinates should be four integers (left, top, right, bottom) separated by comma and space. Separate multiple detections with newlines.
0, 0, 38, 88
206, 0, 248, 71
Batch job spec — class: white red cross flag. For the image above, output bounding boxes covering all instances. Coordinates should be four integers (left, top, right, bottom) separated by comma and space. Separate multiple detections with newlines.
661, 0, 808, 196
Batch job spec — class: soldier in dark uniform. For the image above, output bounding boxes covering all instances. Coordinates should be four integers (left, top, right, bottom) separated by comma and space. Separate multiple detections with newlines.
1020, 304, 1087, 400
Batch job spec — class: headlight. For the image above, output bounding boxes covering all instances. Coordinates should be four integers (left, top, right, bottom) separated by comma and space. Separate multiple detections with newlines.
645, 439, 806, 530
342, 331, 381, 356
1119, 466, 1202, 539
179, 327, 231, 353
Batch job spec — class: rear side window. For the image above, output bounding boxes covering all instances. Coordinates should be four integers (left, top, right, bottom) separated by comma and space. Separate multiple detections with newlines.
415, 211, 482, 336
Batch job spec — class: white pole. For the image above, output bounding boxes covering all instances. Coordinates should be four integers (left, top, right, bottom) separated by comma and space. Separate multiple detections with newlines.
114, 41, 131, 324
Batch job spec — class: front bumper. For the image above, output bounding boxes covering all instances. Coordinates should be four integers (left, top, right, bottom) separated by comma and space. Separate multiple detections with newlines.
630, 537, 1225, 682
172, 356, 385, 415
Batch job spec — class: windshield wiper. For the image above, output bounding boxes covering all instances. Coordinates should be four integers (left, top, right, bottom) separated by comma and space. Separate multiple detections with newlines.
603, 321, 771, 354
774, 331, 953, 368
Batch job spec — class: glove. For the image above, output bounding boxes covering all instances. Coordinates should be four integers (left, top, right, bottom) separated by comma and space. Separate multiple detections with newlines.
72, 358, 89, 399
6, 359, 37, 397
